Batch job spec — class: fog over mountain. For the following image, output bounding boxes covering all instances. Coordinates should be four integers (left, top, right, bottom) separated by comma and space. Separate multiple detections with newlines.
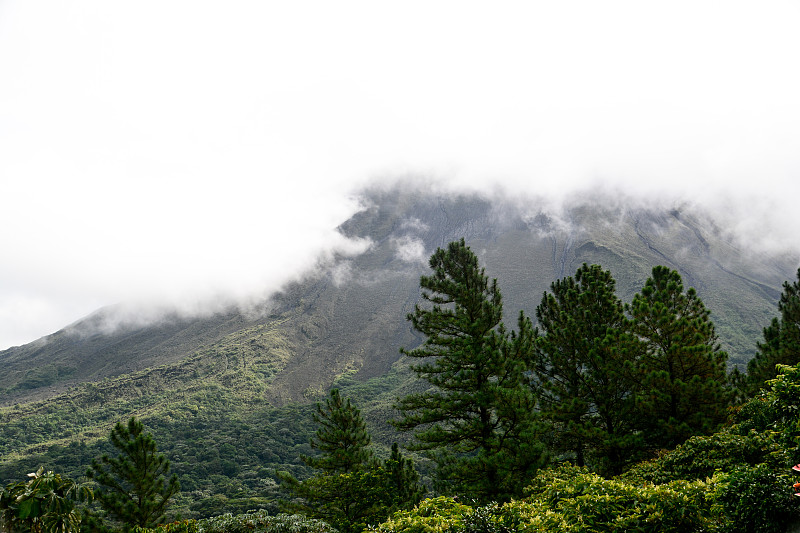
1, 185, 797, 412
1, 2, 799, 349
2, 178, 800, 352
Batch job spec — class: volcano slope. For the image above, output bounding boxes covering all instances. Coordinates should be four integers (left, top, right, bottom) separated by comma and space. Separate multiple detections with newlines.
0, 187, 795, 517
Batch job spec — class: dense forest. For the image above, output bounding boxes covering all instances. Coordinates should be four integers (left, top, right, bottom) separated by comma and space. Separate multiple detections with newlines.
2, 239, 800, 532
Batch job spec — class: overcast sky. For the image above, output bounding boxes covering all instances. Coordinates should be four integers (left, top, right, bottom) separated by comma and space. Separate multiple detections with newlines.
1, 1, 799, 350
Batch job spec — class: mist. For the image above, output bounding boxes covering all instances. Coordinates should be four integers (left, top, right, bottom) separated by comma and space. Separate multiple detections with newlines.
1, 1, 799, 349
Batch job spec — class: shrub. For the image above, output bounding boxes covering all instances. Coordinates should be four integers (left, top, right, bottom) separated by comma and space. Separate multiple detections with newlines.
370, 466, 723, 533
133, 520, 198, 533
200, 511, 335, 533
711, 463, 798, 533
524, 464, 719, 532
481, 500, 567, 533
620, 429, 784, 485
458, 503, 509, 533
135, 512, 335, 533
368, 497, 473, 533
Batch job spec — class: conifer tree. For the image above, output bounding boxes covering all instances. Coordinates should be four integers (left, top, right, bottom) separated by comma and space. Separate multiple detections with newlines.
628, 266, 730, 449
86, 417, 179, 532
383, 443, 424, 513
393, 239, 545, 501
739, 268, 800, 397
533, 264, 641, 475
302, 388, 373, 473
280, 392, 424, 533
280, 390, 389, 533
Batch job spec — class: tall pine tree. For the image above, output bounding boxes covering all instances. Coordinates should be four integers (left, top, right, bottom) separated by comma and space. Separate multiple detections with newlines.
86, 417, 179, 532
393, 239, 545, 501
302, 388, 373, 473
738, 268, 800, 398
280, 390, 422, 533
382, 443, 424, 513
628, 266, 729, 449
533, 264, 641, 475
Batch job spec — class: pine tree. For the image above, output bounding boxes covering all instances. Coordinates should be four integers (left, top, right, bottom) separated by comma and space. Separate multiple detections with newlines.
392, 239, 545, 501
628, 266, 730, 449
86, 417, 179, 532
302, 388, 373, 473
383, 443, 424, 513
280, 390, 384, 533
533, 264, 641, 475
739, 268, 800, 397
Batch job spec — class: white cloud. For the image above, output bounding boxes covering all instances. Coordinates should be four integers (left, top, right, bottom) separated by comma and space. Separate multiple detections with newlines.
0, 1, 799, 348
400, 218, 429, 233
393, 236, 427, 264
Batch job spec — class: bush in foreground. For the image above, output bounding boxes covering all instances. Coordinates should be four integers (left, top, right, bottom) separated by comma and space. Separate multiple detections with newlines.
134, 511, 336, 533
370, 465, 719, 533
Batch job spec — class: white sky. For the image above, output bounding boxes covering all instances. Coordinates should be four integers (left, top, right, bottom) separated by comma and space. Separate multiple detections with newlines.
1, 1, 800, 349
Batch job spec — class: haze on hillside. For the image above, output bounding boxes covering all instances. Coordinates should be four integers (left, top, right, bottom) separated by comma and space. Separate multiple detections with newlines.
1, 1, 799, 350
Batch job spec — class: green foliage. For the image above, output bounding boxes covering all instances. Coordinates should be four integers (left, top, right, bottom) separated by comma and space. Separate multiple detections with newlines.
0, 243, 793, 530
199, 510, 335, 533
133, 512, 336, 533
0, 311, 335, 520
740, 267, 800, 398
729, 362, 800, 466
382, 444, 424, 513
394, 239, 546, 501
0, 467, 93, 533
302, 390, 372, 474
133, 520, 199, 533
628, 266, 730, 449
371, 466, 723, 533
620, 363, 800, 533
533, 264, 641, 475
456, 503, 509, 533
368, 497, 473, 533
711, 463, 797, 533
525, 464, 718, 532
620, 429, 786, 485
0, 382, 325, 520
86, 417, 179, 532
281, 393, 421, 533
764, 363, 800, 455
280, 470, 392, 533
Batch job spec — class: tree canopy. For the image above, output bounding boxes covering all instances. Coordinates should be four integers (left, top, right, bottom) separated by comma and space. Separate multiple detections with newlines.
302, 388, 373, 474
86, 417, 179, 532
533, 263, 642, 474
0, 468, 92, 533
281, 390, 422, 533
738, 267, 800, 398
393, 238, 546, 501
628, 266, 730, 448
